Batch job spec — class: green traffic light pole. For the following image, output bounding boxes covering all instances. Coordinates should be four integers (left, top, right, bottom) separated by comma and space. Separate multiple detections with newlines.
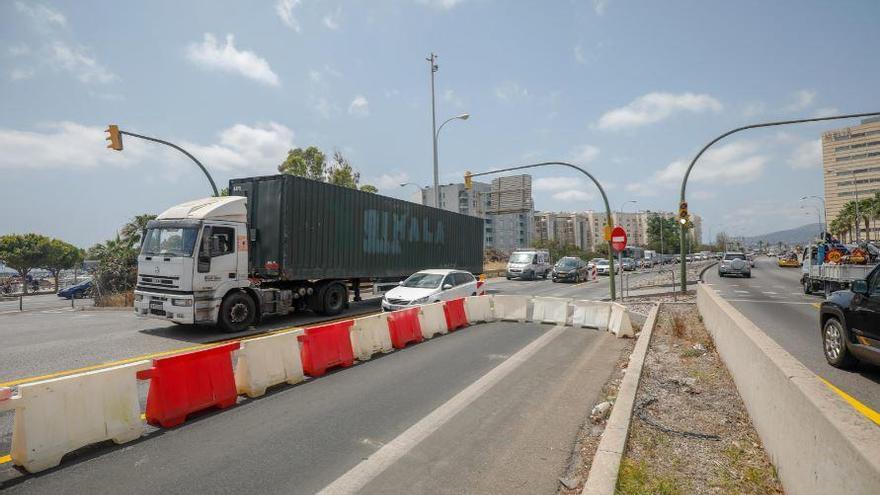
678, 111, 880, 293
467, 161, 618, 301
118, 129, 220, 197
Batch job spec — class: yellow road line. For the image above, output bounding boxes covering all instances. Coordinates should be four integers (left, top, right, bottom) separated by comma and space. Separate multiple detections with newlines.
819, 377, 880, 426
811, 302, 820, 309
0, 311, 379, 388
0, 454, 10, 465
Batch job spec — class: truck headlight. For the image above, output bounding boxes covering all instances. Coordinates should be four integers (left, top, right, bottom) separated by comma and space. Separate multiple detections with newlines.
172, 298, 193, 307
134, 294, 143, 302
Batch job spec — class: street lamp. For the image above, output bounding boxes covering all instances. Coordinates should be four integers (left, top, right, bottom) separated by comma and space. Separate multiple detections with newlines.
400, 182, 424, 204
427, 52, 471, 210
431, 113, 470, 208
800, 195, 827, 241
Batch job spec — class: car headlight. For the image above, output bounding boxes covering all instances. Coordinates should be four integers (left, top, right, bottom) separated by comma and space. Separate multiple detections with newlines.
413, 296, 431, 304
172, 298, 192, 307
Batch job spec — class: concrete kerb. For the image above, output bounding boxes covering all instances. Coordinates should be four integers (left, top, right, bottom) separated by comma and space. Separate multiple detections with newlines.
696, 283, 880, 495
581, 303, 659, 495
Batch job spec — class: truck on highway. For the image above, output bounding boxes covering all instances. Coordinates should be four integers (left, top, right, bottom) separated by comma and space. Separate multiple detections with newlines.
800, 245, 877, 297
134, 174, 483, 332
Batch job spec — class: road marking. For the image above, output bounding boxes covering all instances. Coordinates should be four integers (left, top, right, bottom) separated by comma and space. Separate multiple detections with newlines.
316, 325, 566, 495
0, 454, 10, 465
0, 311, 381, 388
819, 377, 880, 426
762, 292, 777, 295
726, 299, 817, 305
734, 290, 750, 294
811, 302, 820, 309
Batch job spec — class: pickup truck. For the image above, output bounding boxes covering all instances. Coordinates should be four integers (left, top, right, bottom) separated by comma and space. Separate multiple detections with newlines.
819, 264, 880, 368
800, 245, 877, 297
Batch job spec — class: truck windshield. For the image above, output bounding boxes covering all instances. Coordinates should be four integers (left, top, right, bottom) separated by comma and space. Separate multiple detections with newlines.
510, 253, 533, 263
402, 273, 444, 288
141, 227, 199, 257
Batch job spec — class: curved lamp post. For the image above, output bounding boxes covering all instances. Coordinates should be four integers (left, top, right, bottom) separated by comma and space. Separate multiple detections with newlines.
431, 112, 470, 208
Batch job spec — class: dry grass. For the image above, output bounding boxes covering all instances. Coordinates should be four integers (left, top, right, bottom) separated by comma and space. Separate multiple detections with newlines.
96, 291, 134, 307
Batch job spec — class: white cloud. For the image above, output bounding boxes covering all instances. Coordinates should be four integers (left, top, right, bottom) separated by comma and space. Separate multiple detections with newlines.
535, 176, 584, 191
787, 138, 821, 169
573, 43, 586, 64
187, 33, 280, 86
364, 171, 410, 190
10, 68, 35, 81
0, 121, 294, 175
624, 182, 657, 197
597, 92, 722, 130
323, 7, 341, 30
593, 0, 608, 15
276, 0, 302, 31
813, 106, 839, 118
348, 95, 370, 117
742, 101, 765, 118
50, 42, 116, 84
494, 81, 528, 101
8, 43, 31, 57
552, 190, 594, 202
443, 89, 464, 108
417, 0, 466, 9
308, 69, 322, 83
568, 144, 600, 164
691, 190, 716, 200
310, 96, 340, 119
784, 89, 816, 112
15, 2, 66, 30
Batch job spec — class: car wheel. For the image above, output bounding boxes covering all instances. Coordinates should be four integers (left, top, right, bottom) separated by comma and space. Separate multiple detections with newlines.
219, 291, 256, 333
506, 276, 512, 280
823, 317, 858, 369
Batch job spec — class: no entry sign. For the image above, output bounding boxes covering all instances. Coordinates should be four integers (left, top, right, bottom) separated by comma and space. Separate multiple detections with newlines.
611, 226, 627, 252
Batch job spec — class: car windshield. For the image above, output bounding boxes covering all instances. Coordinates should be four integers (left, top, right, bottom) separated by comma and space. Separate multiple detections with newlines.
623, 258, 634, 263
141, 227, 199, 257
724, 253, 745, 260
557, 259, 578, 268
509, 252, 533, 263
402, 273, 444, 288
597, 260, 609, 266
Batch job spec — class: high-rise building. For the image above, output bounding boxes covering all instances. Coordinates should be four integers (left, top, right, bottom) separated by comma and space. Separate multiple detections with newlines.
822, 117, 880, 239
533, 212, 591, 250
420, 181, 490, 216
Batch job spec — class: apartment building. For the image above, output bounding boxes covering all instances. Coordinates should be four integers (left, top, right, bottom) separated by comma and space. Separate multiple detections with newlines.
533, 212, 591, 250
822, 117, 880, 238
420, 181, 490, 216
540, 210, 702, 252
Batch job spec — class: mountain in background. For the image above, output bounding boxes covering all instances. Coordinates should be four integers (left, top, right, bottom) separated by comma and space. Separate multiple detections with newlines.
742, 223, 823, 246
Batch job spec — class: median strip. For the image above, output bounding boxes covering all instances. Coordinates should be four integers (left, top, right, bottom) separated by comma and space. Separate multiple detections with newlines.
819, 377, 880, 426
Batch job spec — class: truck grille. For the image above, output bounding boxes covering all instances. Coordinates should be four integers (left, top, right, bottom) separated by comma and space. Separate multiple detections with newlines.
138, 275, 180, 289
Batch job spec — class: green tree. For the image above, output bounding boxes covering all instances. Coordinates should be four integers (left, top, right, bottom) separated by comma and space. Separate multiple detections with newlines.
0, 233, 51, 294
42, 239, 84, 292
215, 186, 229, 197
327, 150, 360, 188
278, 146, 327, 180
119, 214, 157, 248
646, 215, 679, 254
360, 184, 378, 193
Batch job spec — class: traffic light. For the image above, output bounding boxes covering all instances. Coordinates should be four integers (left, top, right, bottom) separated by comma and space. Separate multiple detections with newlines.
678, 201, 688, 224
464, 171, 472, 190
105, 124, 123, 151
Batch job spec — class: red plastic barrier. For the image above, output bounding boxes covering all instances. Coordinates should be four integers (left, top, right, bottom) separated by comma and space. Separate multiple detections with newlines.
387, 307, 423, 349
476, 280, 485, 295
444, 298, 469, 331
298, 320, 355, 377
136, 342, 240, 428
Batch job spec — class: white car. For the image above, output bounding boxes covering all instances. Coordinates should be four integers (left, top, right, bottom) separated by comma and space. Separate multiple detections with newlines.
381, 269, 479, 311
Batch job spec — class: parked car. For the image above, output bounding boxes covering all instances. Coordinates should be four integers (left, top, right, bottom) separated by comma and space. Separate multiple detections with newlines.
506, 249, 551, 280
381, 269, 478, 311
551, 257, 589, 283
57, 279, 92, 299
718, 252, 751, 278
819, 265, 880, 368
621, 257, 636, 271
595, 259, 615, 275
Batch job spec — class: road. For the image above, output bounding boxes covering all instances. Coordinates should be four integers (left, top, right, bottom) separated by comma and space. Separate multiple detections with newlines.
0, 293, 88, 315
703, 257, 880, 415
0, 321, 625, 493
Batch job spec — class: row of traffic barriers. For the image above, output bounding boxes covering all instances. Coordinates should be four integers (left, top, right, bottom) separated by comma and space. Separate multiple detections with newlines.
0, 295, 632, 474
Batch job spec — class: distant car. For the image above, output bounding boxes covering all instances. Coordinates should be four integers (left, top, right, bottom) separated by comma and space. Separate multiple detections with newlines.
506, 249, 551, 280
819, 266, 880, 369
778, 254, 801, 268
621, 257, 636, 271
381, 269, 478, 311
551, 257, 589, 283
595, 259, 614, 275
58, 279, 92, 299
718, 252, 751, 278
641, 258, 655, 269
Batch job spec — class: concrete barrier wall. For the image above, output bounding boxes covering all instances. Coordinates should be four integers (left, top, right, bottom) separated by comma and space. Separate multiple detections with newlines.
696, 284, 880, 495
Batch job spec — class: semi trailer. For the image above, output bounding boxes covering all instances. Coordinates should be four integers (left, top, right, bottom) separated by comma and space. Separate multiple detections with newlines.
134, 174, 483, 332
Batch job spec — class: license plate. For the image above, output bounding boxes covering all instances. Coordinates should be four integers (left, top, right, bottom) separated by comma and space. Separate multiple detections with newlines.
150, 301, 164, 310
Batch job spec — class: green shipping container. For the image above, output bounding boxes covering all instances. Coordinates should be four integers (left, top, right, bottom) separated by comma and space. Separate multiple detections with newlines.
229, 174, 483, 280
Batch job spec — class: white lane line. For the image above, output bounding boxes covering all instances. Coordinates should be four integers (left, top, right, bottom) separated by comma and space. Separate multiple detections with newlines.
316, 325, 567, 495
734, 290, 750, 294
727, 299, 817, 305
762, 292, 777, 295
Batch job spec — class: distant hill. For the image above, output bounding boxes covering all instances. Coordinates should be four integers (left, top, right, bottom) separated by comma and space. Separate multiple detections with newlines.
743, 223, 823, 246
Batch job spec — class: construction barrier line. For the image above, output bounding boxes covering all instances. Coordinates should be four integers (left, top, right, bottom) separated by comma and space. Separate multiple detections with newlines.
463, 295, 494, 324
531, 297, 572, 325
298, 320, 356, 377
492, 294, 531, 322
418, 302, 448, 340
387, 307, 424, 349
235, 331, 305, 398
443, 298, 469, 331
350, 313, 394, 361
570, 300, 612, 331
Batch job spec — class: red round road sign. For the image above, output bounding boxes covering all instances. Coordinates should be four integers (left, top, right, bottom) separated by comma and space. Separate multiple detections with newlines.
611, 226, 627, 252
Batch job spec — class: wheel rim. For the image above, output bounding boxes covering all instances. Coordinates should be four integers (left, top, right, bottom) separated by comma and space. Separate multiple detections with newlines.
229, 302, 249, 323
824, 321, 843, 361
327, 288, 343, 309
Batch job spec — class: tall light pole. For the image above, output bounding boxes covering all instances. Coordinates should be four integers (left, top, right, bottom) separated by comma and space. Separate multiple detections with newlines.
434, 113, 470, 207
618, 200, 637, 299
801, 195, 827, 241
427, 53, 440, 208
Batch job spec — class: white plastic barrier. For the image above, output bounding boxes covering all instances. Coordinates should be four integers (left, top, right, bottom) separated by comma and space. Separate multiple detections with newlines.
463, 295, 494, 323
492, 295, 531, 321
570, 300, 611, 331
235, 331, 305, 398
0, 360, 150, 473
608, 302, 634, 338
350, 312, 393, 361
419, 302, 449, 339
531, 297, 571, 325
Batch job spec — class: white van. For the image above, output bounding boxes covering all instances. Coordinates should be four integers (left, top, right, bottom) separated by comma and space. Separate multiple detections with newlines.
506, 249, 551, 280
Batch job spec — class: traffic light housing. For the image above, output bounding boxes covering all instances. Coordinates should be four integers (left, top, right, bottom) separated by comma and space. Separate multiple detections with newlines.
105, 124, 123, 151
678, 201, 688, 224
464, 171, 472, 190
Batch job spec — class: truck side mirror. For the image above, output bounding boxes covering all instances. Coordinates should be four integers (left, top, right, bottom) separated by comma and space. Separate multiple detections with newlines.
852, 279, 869, 295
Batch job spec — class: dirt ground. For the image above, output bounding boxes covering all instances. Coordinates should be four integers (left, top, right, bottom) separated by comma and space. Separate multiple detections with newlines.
619, 303, 783, 494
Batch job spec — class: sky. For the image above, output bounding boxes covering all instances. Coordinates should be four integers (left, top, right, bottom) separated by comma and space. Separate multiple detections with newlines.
1, 0, 878, 248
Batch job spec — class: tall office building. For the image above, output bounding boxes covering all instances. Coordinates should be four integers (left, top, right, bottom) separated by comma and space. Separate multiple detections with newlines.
420, 181, 490, 216
822, 117, 880, 239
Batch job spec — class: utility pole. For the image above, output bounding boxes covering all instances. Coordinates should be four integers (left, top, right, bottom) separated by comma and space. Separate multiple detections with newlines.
427, 53, 440, 209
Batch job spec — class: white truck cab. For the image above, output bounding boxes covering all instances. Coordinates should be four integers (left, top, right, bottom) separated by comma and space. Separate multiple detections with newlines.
134, 197, 251, 328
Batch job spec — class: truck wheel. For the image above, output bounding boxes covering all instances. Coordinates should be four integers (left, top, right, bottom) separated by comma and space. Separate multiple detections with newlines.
823, 317, 857, 369
803, 278, 812, 295
318, 282, 347, 316
219, 292, 256, 333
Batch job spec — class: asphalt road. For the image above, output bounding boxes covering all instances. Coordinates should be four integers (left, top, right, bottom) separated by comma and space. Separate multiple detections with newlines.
1, 320, 625, 494
0, 293, 88, 314
703, 257, 880, 413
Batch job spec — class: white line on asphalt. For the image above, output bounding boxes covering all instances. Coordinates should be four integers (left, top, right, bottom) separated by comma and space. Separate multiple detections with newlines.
734, 290, 750, 294
727, 299, 817, 305
316, 325, 567, 495
762, 292, 777, 295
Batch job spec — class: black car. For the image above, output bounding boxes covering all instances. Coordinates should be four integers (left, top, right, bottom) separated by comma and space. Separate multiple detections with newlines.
551, 257, 589, 283
819, 265, 880, 368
